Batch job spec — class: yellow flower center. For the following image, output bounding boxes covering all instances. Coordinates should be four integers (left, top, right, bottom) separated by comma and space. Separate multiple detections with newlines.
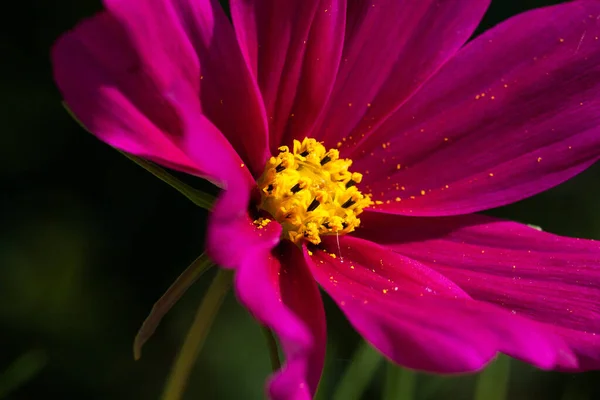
256, 138, 373, 245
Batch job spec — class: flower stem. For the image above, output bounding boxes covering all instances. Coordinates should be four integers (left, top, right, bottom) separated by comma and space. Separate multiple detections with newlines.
473, 355, 510, 400
161, 268, 233, 400
133, 253, 214, 360
0, 350, 47, 399
383, 363, 415, 400
261, 326, 281, 371
332, 340, 382, 400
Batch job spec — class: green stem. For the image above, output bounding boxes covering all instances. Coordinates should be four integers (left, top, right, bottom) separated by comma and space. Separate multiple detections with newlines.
161, 269, 234, 400
120, 151, 215, 210
383, 363, 416, 400
332, 340, 382, 400
473, 355, 510, 400
261, 326, 281, 371
133, 254, 214, 360
0, 350, 47, 399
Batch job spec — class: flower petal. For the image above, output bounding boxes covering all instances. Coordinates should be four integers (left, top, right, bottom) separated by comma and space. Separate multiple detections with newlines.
355, 2, 600, 215
356, 211, 600, 370
231, 0, 346, 153
268, 242, 327, 400
215, 218, 325, 400
53, 0, 269, 179
314, 0, 489, 147
306, 236, 577, 373
306, 235, 576, 373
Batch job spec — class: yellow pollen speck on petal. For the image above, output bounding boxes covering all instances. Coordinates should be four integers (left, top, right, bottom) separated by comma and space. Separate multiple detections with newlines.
382, 289, 388, 294
559, 37, 565, 43
396, 163, 401, 170
367, 103, 372, 107
537, 157, 543, 162
489, 172, 494, 177
395, 197, 401, 202
420, 190, 426, 195
256, 137, 373, 245
253, 217, 271, 229
240, 163, 245, 168
375, 200, 383, 205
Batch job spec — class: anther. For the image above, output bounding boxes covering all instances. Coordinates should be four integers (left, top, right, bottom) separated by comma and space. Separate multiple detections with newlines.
275, 164, 285, 172
320, 155, 331, 165
300, 151, 309, 157
341, 198, 356, 208
345, 180, 356, 188
290, 183, 302, 193
307, 199, 320, 211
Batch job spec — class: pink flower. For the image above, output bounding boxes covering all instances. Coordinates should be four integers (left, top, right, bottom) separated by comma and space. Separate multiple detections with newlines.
52, 0, 600, 399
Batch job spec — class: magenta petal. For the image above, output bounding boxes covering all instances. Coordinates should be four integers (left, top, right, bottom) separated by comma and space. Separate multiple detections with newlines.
305, 236, 576, 372
357, 211, 600, 370
218, 219, 325, 400
206, 155, 267, 274
306, 235, 577, 372
53, 0, 269, 178
268, 242, 327, 400
314, 0, 489, 148
231, 0, 346, 153
356, 2, 600, 215
104, 0, 270, 176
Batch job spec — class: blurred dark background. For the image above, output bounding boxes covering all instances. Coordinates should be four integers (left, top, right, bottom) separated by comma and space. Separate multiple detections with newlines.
1, 0, 599, 399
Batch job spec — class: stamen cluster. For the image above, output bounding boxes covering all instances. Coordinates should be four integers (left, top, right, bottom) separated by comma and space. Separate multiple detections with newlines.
256, 138, 373, 244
